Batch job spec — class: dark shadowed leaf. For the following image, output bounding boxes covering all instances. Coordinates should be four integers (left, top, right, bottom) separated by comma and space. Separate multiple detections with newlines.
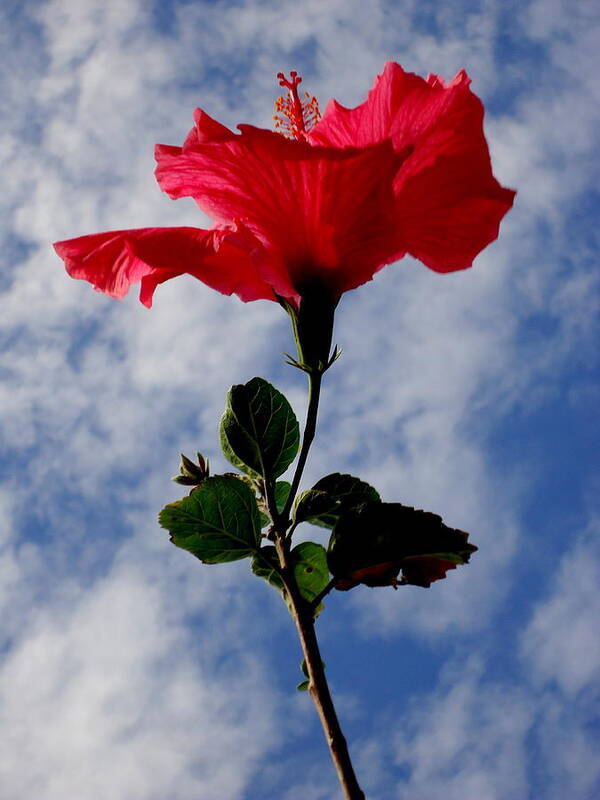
293, 473, 380, 528
327, 501, 477, 589
159, 475, 261, 563
220, 377, 299, 480
274, 481, 292, 511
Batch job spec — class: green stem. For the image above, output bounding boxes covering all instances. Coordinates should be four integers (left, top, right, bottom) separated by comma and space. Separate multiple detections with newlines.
280, 370, 322, 524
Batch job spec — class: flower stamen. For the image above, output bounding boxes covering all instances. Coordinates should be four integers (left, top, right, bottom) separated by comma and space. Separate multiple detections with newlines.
273, 71, 320, 140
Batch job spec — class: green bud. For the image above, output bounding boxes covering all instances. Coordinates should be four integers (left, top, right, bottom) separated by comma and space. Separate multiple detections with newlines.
172, 452, 210, 487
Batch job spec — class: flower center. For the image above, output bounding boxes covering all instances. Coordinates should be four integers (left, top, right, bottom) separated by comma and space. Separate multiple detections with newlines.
273, 71, 320, 140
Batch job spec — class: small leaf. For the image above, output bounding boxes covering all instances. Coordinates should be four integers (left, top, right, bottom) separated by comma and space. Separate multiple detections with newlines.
291, 542, 330, 606
328, 502, 477, 590
293, 473, 380, 528
220, 377, 300, 480
297, 659, 310, 691
251, 545, 283, 590
296, 657, 324, 691
251, 541, 330, 617
159, 475, 261, 564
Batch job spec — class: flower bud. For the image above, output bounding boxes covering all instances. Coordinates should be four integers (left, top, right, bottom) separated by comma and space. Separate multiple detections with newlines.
172, 452, 210, 486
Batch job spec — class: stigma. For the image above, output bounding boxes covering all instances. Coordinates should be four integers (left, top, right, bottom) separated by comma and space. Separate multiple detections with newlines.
273, 71, 320, 140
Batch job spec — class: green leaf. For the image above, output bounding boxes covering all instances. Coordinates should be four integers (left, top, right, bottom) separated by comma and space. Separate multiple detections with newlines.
292, 489, 333, 523
291, 542, 330, 605
293, 473, 380, 528
297, 658, 310, 691
258, 510, 269, 529
220, 377, 300, 480
274, 481, 292, 512
251, 545, 283, 590
251, 541, 330, 616
296, 657, 325, 691
327, 502, 477, 590
159, 475, 261, 564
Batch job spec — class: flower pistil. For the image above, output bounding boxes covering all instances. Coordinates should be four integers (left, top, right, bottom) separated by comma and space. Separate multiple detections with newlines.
273, 71, 320, 140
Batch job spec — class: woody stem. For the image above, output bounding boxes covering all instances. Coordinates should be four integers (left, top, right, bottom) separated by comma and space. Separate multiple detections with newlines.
280, 552, 366, 799
271, 370, 365, 800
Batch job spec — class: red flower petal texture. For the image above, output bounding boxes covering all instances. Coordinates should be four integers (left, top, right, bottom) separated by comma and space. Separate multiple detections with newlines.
155, 127, 408, 303
309, 62, 516, 273
53, 225, 273, 307
54, 63, 515, 307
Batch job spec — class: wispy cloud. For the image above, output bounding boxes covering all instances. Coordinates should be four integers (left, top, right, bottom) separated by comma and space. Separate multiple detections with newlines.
1, 0, 598, 797
0, 533, 281, 799
370, 518, 600, 799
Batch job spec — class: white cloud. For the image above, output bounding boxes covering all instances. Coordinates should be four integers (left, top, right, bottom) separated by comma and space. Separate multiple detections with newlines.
521, 523, 600, 695
524, 0, 600, 41
388, 658, 532, 800
0, 523, 281, 800
535, 692, 600, 800
352, 524, 600, 799
1, 0, 599, 797
381, 653, 600, 800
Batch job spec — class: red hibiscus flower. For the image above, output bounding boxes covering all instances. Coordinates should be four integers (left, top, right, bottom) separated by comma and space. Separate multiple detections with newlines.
54, 63, 515, 310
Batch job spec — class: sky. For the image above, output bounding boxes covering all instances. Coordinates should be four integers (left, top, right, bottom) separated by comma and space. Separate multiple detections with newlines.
1, 0, 599, 798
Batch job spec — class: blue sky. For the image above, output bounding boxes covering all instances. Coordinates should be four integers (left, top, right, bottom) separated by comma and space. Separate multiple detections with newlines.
1, 0, 599, 798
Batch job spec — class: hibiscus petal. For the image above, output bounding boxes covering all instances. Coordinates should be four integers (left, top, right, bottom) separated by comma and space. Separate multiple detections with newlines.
311, 62, 486, 167
396, 159, 516, 271
310, 62, 433, 149
53, 226, 275, 307
183, 108, 236, 151
310, 62, 515, 271
155, 126, 406, 298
